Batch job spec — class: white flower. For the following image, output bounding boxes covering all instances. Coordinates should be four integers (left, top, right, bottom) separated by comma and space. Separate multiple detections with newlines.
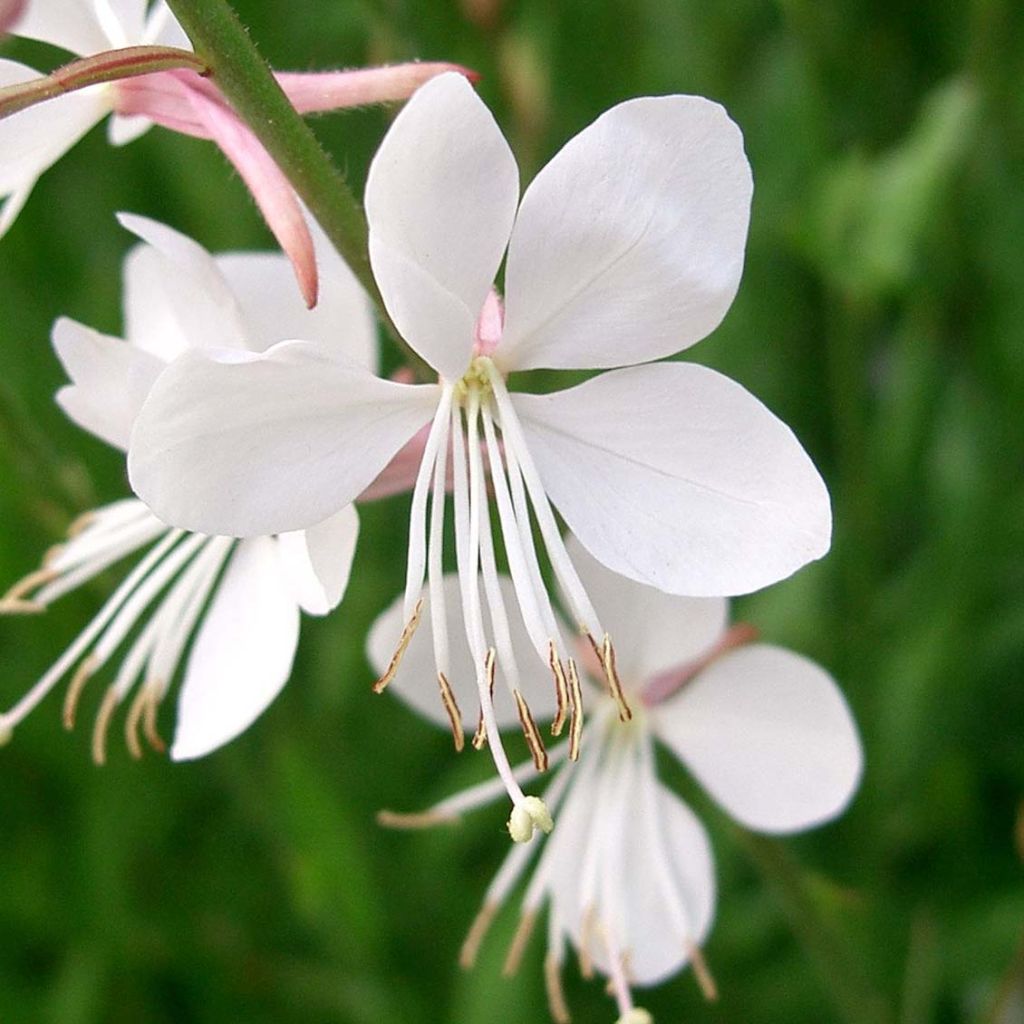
369, 538, 863, 1023
128, 72, 831, 827
0, 214, 375, 762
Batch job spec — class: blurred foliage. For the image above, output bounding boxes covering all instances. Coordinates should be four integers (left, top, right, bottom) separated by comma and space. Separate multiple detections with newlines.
1, 0, 1022, 1022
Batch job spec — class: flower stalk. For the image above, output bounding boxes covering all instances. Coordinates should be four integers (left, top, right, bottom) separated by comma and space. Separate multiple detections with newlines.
0, 46, 209, 119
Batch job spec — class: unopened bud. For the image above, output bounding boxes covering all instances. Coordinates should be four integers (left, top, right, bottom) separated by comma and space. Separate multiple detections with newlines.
507, 795, 553, 843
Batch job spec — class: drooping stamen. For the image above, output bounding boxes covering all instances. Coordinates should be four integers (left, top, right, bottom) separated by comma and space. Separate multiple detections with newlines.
601, 633, 632, 722
372, 598, 422, 694
566, 658, 584, 762
0, 567, 56, 611
578, 907, 597, 979
471, 649, 496, 751
502, 910, 538, 976
124, 684, 151, 760
437, 672, 465, 752
62, 655, 98, 730
91, 686, 120, 765
514, 690, 548, 772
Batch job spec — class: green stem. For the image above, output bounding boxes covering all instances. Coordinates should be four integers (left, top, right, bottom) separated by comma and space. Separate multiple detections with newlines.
162, 0, 393, 336
0, 46, 208, 119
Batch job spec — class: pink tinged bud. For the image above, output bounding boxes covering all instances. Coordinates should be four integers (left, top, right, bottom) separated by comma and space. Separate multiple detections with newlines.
474, 289, 504, 356
0, 0, 26, 36
275, 63, 480, 115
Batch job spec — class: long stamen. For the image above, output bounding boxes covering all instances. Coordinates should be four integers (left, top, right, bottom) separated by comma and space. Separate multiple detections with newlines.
372, 598, 422, 694
437, 673, 465, 752
502, 910, 538, 976
544, 952, 572, 1024
601, 633, 632, 722
566, 658, 584, 761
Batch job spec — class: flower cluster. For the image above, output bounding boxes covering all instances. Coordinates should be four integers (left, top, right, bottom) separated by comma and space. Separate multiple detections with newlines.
0, 4, 860, 1021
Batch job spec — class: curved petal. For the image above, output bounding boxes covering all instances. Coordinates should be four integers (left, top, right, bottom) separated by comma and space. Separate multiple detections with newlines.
119, 213, 249, 358
500, 96, 751, 371
564, 535, 727, 687
0, 60, 107, 223
364, 72, 519, 379
171, 536, 300, 760
553, 774, 715, 987
52, 316, 164, 450
276, 504, 359, 616
654, 644, 863, 833
513, 362, 832, 597
11, 0, 110, 52
128, 341, 439, 537
214, 221, 378, 370
366, 574, 558, 733
107, 112, 152, 147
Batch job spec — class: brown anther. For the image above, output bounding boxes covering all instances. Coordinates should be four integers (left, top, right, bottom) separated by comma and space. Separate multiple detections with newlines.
687, 941, 718, 1002
66, 510, 96, 538
566, 658, 583, 762
514, 689, 548, 772
91, 686, 119, 765
544, 953, 572, 1024
0, 598, 46, 615
459, 901, 498, 970
601, 633, 632, 722
578, 906, 597, 979
376, 808, 460, 829
502, 910, 538, 977
472, 648, 497, 750
372, 598, 423, 693
143, 686, 165, 753
2, 566, 56, 605
548, 641, 569, 737
124, 687, 148, 760
437, 672, 465, 752
42, 543, 66, 567
63, 655, 98, 730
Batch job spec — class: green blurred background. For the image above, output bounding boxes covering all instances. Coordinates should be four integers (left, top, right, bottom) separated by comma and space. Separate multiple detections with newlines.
1, 0, 1022, 1021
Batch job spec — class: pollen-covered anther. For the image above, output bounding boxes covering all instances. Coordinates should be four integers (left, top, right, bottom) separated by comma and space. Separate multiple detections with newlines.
376, 808, 460, 829
507, 795, 553, 844
514, 689, 548, 772
460, 901, 498, 970
91, 686, 119, 766
437, 671, 465, 752
453, 355, 496, 404
548, 641, 569, 737
62, 654, 98, 730
601, 633, 632, 722
686, 941, 719, 1001
502, 910, 538, 976
544, 953, 572, 1024
566, 658, 584, 761
373, 598, 423, 693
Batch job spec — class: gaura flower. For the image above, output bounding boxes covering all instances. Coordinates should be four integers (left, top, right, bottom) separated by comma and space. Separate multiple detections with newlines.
0, 0, 471, 304
369, 538, 863, 1023
0, 213, 377, 763
128, 72, 831, 834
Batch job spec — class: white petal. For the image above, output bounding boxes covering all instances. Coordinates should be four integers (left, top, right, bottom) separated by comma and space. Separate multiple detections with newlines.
0, 61, 107, 211
500, 96, 751, 371
366, 574, 558, 732
171, 537, 300, 760
144, 1, 190, 48
107, 112, 152, 147
11, 0, 110, 52
364, 72, 519, 379
213, 222, 378, 370
128, 341, 439, 537
554, 777, 715, 986
52, 316, 164, 450
276, 504, 359, 616
118, 213, 249, 358
564, 534, 727, 686
654, 644, 863, 833
514, 362, 832, 597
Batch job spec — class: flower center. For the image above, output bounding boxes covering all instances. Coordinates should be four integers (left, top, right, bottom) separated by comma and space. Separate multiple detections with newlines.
453, 354, 496, 405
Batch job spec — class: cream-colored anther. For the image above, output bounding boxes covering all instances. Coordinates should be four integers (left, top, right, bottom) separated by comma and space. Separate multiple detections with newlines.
616, 1010, 653, 1024
507, 795, 554, 843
